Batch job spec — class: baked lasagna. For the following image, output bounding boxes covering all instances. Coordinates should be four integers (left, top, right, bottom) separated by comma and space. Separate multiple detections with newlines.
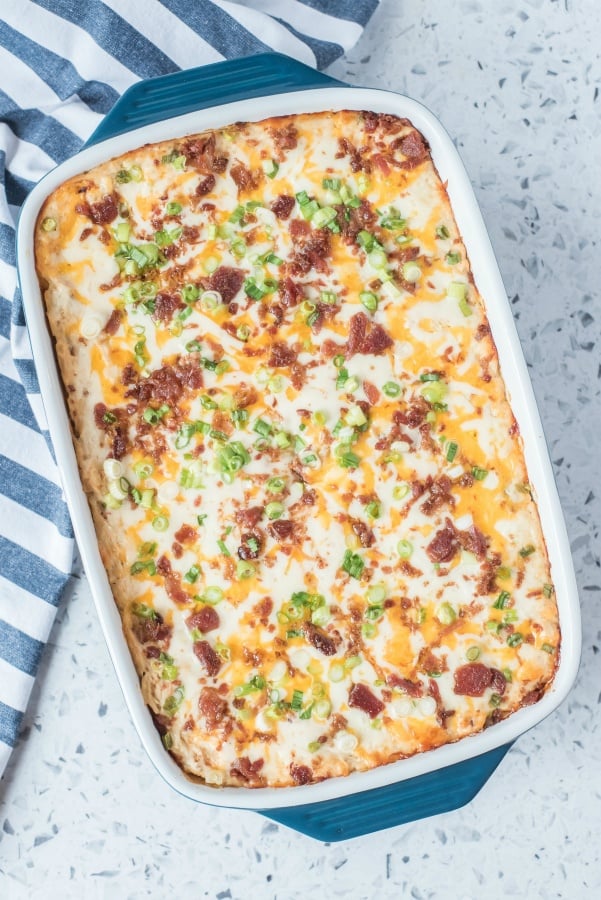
35, 110, 560, 787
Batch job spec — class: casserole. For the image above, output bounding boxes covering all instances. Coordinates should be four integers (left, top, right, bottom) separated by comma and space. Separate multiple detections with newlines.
16, 56, 580, 831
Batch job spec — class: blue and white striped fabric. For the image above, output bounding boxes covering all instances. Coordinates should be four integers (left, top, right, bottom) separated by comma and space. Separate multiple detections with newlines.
0, 1, 379, 776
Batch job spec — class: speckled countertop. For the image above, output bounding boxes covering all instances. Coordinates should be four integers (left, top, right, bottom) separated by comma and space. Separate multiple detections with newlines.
2, 1, 600, 897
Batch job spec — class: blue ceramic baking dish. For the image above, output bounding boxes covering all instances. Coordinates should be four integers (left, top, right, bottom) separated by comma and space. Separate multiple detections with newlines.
17, 53, 581, 841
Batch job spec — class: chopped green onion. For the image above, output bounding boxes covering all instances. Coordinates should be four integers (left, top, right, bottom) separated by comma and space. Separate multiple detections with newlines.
322, 177, 341, 190
420, 372, 441, 382
143, 404, 170, 425
466, 645, 481, 661
341, 550, 365, 579
154, 227, 182, 247
393, 483, 409, 500
402, 262, 421, 282
543, 583, 554, 599
166, 201, 182, 216
152, 515, 169, 532
458, 296, 472, 317
356, 230, 379, 252
253, 419, 272, 438
382, 381, 401, 398
397, 539, 413, 559
503, 609, 519, 624
236, 560, 256, 580
344, 375, 360, 393
291, 690, 304, 711
273, 431, 291, 449
265, 501, 284, 520
202, 586, 223, 605
446, 251, 461, 265
486, 620, 501, 634
507, 632, 523, 648
163, 686, 185, 715
216, 539, 230, 556
446, 441, 458, 462
493, 591, 511, 610
360, 291, 378, 312
133, 602, 157, 620
367, 584, 386, 605
338, 450, 360, 469
262, 158, 279, 178
229, 205, 245, 225
365, 501, 380, 519
519, 545, 535, 558
368, 248, 387, 270
130, 560, 156, 576
489, 693, 502, 708
448, 281, 468, 301
333, 354, 345, 368
236, 324, 251, 342
328, 663, 345, 683
320, 290, 337, 305
314, 699, 331, 719
436, 225, 450, 239
267, 477, 285, 493
184, 565, 201, 584
437, 602, 457, 625
312, 206, 337, 228
542, 642, 555, 654
472, 467, 488, 481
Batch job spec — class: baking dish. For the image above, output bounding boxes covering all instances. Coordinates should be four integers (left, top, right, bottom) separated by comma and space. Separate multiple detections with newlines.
16, 53, 580, 840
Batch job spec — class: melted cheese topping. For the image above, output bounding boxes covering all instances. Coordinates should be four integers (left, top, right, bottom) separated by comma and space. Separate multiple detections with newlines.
35, 111, 559, 788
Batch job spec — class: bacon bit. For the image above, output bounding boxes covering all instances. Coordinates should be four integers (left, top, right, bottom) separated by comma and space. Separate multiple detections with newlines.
94, 402, 109, 430
268, 341, 297, 367
417, 647, 447, 676
235, 506, 264, 529
79, 227, 93, 242
186, 607, 220, 634
174, 524, 197, 544
386, 675, 423, 697
153, 291, 184, 324
268, 519, 294, 542
206, 266, 244, 303
252, 596, 273, 622
150, 711, 172, 736
521, 686, 545, 707
393, 399, 429, 429
132, 615, 172, 646
337, 136, 370, 173
459, 525, 488, 559
476, 556, 500, 596
76, 193, 118, 225
172, 543, 183, 560
370, 152, 391, 175
453, 663, 503, 697
426, 518, 461, 563
289, 219, 310, 240
348, 683, 384, 718
475, 323, 491, 341
145, 645, 161, 659
271, 194, 295, 219
193, 640, 221, 676
198, 686, 229, 729
230, 162, 261, 192
183, 134, 228, 174
112, 428, 127, 460
279, 277, 304, 308
346, 312, 393, 358
392, 131, 430, 169
363, 381, 380, 405
196, 174, 216, 196
290, 763, 312, 785
351, 519, 375, 548
271, 122, 298, 154
237, 531, 263, 560
212, 409, 233, 438
289, 229, 332, 277
303, 622, 338, 656
320, 338, 344, 359
230, 756, 265, 783
234, 382, 258, 408
182, 225, 200, 243
164, 572, 189, 606
421, 476, 454, 515
336, 199, 377, 244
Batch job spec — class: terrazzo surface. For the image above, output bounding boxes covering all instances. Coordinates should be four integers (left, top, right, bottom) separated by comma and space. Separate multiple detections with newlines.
1, 1, 600, 897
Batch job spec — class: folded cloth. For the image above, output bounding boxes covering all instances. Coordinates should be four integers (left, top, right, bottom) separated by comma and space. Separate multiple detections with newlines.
0, 0, 379, 777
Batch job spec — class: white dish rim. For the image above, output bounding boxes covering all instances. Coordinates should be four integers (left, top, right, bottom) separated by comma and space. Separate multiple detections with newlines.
16, 85, 581, 811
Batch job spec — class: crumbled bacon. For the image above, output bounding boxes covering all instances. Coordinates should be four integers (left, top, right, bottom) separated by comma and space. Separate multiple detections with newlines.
268, 519, 294, 541
233, 383, 258, 409
290, 763, 312, 785
289, 228, 332, 276
76, 193, 118, 225
271, 194, 295, 219
426, 518, 461, 563
336, 199, 377, 244
153, 291, 184, 324
103, 309, 122, 335
271, 122, 298, 154
459, 525, 488, 559
303, 623, 338, 656
183, 134, 228, 174
346, 312, 393, 357
386, 674, 423, 697
392, 131, 430, 168
421, 476, 454, 515
348, 683, 384, 718
196, 174, 216, 196
198, 686, 229, 729
206, 266, 244, 303
237, 531, 263, 560
268, 342, 297, 367
230, 162, 261, 192
279, 277, 304, 308
235, 506, 263, 529
453, 663, 506, 698
186, 606, 220, 633
193, 640, 221, 676
174, 524, 197, 545
230, 756, 265, 783
351, 519, 375, 548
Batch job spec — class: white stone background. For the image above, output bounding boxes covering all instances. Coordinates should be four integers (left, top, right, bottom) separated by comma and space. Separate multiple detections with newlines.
1, 1, 600, 897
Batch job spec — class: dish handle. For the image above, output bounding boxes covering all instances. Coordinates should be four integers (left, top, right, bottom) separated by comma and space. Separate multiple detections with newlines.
86, 52, 346, 146
261, 742, 513, 841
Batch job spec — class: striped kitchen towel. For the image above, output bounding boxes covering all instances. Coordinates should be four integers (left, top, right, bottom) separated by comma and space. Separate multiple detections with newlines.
0, 0, 379, 777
